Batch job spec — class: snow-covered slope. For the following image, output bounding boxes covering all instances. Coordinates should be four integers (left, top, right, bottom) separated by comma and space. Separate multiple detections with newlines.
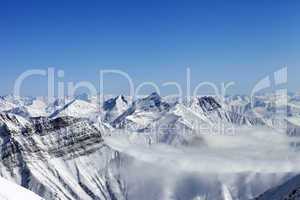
0, 177, 44, 200
49, 99, 99, 119
0, 97, 16, 112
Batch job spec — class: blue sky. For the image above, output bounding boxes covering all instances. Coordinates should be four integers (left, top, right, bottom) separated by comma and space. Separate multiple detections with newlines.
0, 0, 299, 96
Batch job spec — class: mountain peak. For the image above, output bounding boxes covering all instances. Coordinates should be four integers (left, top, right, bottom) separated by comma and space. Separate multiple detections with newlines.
135, 92, 170, 112
147, 92, 161, 100
49, 99, 98, 118
197, 96, 221, 112
103, 95, 128, 111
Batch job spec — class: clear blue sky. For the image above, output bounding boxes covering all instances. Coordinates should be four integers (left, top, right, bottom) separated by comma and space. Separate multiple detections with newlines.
0, 0, 299, 96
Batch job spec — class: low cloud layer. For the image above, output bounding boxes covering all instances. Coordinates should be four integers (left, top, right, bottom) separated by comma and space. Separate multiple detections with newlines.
106, 126, 300, 174
105, 127, 300, 199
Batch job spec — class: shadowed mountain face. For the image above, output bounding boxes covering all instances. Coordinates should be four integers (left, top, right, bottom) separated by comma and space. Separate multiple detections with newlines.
197, 96, 221, 112
254, 175, 300, 200
103, 96, 130, 123
103, 95, 128, 111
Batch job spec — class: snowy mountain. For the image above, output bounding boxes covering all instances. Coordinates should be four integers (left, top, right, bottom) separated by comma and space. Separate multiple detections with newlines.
0, 113, 126, 200
0, 177, 44, 200
0, 92, 299, 200
111, 92, 170, 130
49, 99, 99, 119
0, 97, 16, 112
103, 95, 130, 122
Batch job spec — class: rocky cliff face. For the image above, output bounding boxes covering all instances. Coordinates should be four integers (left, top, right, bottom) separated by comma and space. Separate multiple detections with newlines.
0, 113, 126, 200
